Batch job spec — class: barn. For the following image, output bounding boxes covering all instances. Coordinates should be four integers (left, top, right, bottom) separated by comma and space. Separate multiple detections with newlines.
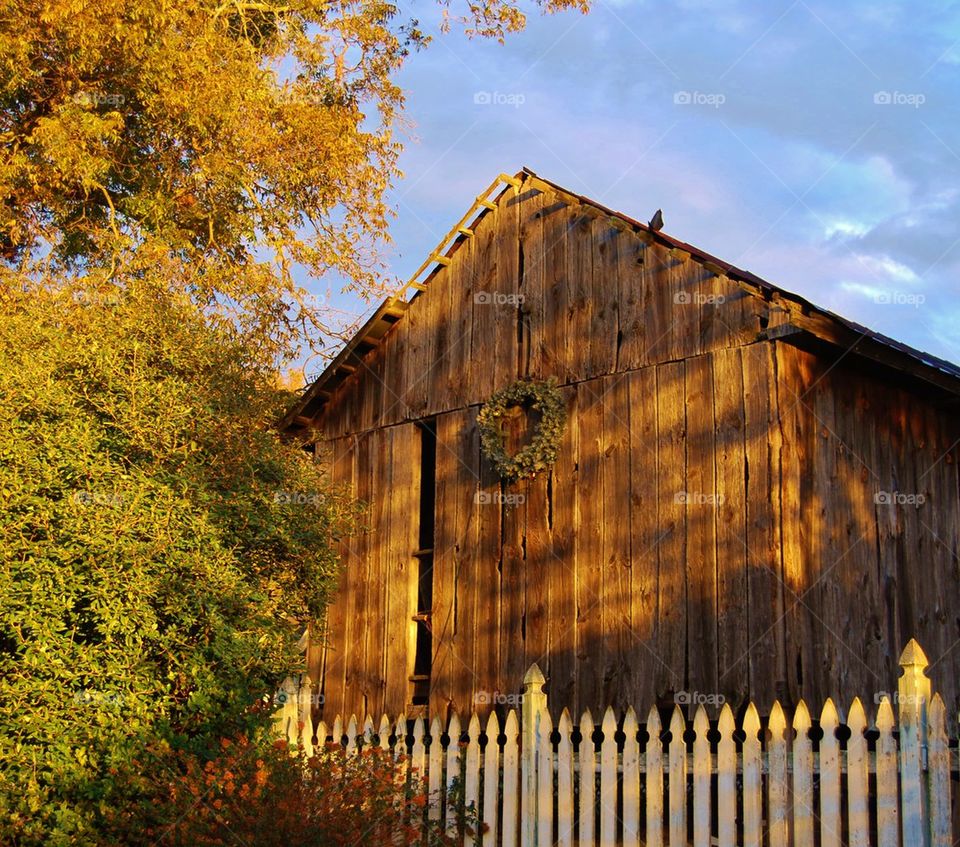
282, 168, 960, 724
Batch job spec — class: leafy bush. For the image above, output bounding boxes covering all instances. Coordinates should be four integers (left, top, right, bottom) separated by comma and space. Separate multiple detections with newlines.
0, 275, 360, 845
115, 734, 466, 847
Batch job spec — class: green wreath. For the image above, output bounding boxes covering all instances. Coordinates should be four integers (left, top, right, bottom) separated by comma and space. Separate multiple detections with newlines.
478, 378, 567, 481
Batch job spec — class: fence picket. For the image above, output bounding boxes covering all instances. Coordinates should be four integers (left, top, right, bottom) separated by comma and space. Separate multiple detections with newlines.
899, 639, 930, 847
299, 677, 315, 757
622, 707, 640, 847
742, 703, 761, 847
332, 714, 343, 749
876, 697, 899, 847
599, 707, 617, 847
502, 710, 520, 847
668, 707, 686, 847
429, 716, 443, 823
316, 719, 328, 750
792, 701, 813, 847
464, 714, 481, 847
346, 714, 358, 756
928, 694, 950, 847
363, 715, 374, 747
412, 717, 426, 777
378, 714, 391, 751
393, 713, 406, 760
537, 708, 553, 847
482, 711, 500, 847
717, 704, 735, 847
846, 698, 869, 847
447, 712, 463, 840
579, 709, 596, 847
645, 706, 663, 847
692, 706, 710, 847
819, 699, 840, 847
767, 702, 788, 847
557, 709, 574, 847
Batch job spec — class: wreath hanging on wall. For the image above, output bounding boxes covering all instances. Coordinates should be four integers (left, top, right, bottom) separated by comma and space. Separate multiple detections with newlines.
478, 378, 567, 481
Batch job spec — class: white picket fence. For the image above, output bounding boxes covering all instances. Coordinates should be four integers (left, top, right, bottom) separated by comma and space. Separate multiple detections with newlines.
275, 639, 955, 846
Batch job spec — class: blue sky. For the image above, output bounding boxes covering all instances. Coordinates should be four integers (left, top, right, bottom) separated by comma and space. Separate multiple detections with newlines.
317, 0, 960, 370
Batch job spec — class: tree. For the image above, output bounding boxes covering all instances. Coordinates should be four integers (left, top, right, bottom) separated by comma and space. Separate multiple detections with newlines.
1, 0, 588, 358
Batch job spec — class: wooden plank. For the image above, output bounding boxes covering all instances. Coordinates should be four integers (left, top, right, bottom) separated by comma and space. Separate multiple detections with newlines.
846, 698, 869, 847
600, 373, 632, 709
365, 428, 389, 717
645, 706, 663, 847
500, 475, 526, 701
556, 709, 574, 847
742, 703, 762, 847
627, 367, 659, 710
599, 707, 617, 847
643, 242, 679, 365
453, 411, 480, 713
741, 343, 782, 709
578, 709, 596, 847
469, 204, 499, 401
818, 699, 840, 847
517, 187, 547, 379
524, 470, 551, 685
481, 712, 500, 847
713, 347, 749, 706
588, 221, 620, 378
539, 193, 571, 379
493, 185, 521, 390
684, 354, 718, 701
566, 209, 594, 382
622, 708, 640, 847
614, 227, 649, 372
345, 432, 373, 718
576, 383, 605, 714
656, 361, 687, 699
447, 227, 476, 411
717, 704, 735, 847
547, 384, 578, 711
692, 706, 710, 847
432, 416, 459, 716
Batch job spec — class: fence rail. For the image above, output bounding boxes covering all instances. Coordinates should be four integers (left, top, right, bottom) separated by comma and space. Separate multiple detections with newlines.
275, 639, 954, 846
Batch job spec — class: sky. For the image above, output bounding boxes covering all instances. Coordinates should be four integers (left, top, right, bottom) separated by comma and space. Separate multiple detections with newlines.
319, 0, 960, 371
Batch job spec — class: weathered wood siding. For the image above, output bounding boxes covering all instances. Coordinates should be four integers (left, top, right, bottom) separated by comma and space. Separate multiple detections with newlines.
309, 185, 960, 720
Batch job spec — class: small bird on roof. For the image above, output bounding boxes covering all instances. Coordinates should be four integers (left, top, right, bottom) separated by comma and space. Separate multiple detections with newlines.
648, 209, 664, 231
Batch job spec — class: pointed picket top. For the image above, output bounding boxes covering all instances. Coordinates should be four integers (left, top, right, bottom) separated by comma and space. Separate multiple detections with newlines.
930, 692, 947, 729
448, 710, 462, 742
486, 708, 501, 740
539, 705, 554, 738
793, 699, 812, 732
717, 702, 735, 736
316, 720, 328, 749
820, 697, 839, 731
601, 705, 617, 738
899, 638, 929, 670
692, 704, 709, 738
504, 708, 519, 737
363, 714, 374, 743
848, 697, 867, 734
743, 702, 761, 738
646, 704, 661, 736
623, 706, 639, 738
580, 707, 595, 739
393, 713, 406, 759
875, 695, 895, 732
378, 714, 391, 750
768, 701, 786, 741
523, 663, 546, 692
332, 714, 343, 746
558, 707, 572, 736
468, 711, 481, 740
346, 714, 359, 754
430, 715, 444, 747
412, 716, 424, 748
669, 704, 686, 737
